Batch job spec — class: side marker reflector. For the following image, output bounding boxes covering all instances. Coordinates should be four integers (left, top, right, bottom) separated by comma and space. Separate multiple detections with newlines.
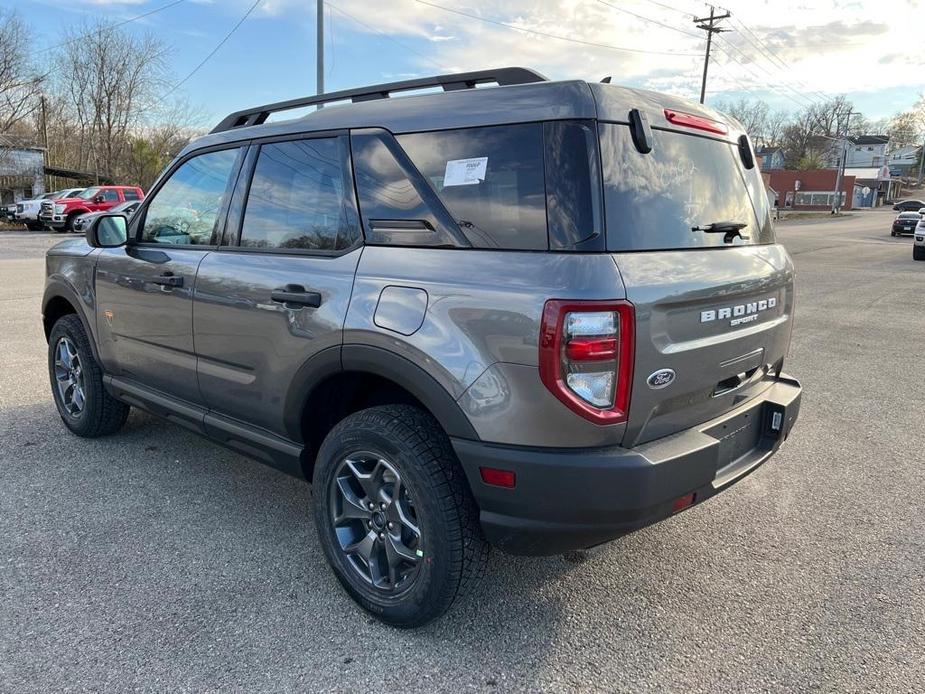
479, 467, 516, 489
672, 492, 696, 514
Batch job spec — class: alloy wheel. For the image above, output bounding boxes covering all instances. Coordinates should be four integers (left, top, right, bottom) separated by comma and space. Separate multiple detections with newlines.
329, 452, 422, 593
53, 336, 85, 417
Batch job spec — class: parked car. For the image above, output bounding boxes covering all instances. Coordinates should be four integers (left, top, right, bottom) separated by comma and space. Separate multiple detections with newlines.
72, 200, 141, 234
891, 211, 922, 236
41, 68, 801, 627
914, 217, 925, 260
1, 202, 18, 222
40, 185, 144, 233
893, 199, 925, 212
16, 189, 85, 230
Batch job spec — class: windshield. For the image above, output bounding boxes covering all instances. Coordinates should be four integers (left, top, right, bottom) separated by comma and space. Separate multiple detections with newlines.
77, 187, 101, 200
599, 123, 773, 251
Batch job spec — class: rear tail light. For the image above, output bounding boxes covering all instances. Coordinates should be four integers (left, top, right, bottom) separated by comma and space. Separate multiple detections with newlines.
539, 300, 634, 424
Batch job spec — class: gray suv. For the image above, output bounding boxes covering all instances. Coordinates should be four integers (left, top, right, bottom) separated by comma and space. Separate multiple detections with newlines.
42, 68, 801, 627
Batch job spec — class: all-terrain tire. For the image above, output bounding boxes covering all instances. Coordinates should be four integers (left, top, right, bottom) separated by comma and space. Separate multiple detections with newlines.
312, 404, 489, 627
48, 314, 130, 437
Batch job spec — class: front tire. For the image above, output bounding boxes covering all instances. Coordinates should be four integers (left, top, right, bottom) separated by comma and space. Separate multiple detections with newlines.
914, 245, 925, 261
48, 314, 130, 437
313, 405, 488, 627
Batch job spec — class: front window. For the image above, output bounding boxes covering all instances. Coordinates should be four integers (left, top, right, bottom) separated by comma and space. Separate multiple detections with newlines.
599, 124, 773, 251
77, 187, 101, 200
140, 148, 240, 245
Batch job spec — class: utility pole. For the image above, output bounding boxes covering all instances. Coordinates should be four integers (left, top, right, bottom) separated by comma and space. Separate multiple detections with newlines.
40, 95, 50, 192
316, 0, 324, 104
694, 6, 731, 105
831, 110, 857, 215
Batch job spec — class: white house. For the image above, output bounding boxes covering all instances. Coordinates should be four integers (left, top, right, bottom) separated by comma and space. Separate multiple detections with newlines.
0, 137, 45, 206
845, 135, 890, 168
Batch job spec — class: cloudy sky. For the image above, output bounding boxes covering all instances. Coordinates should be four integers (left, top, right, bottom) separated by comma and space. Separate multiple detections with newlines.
12, 0, 925, 126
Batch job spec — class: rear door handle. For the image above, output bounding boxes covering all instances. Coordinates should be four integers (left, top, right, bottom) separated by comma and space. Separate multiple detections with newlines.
151, 273, 183, 288
271, 284, 322, 308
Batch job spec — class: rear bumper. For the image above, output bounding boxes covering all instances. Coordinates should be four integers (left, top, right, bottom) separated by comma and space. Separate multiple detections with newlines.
453, 375, 801, 556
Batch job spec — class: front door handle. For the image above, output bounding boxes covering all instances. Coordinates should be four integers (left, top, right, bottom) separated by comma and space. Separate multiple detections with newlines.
271, 284, 322, 308
151, 272, 183, 288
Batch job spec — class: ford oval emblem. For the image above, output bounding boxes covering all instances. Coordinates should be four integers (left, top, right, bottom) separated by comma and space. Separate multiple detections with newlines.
647, 369, 676, 389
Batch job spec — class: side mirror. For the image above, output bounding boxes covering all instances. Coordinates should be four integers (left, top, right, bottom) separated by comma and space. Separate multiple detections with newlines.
86, 214, 129, 248
94, 195, 105, 203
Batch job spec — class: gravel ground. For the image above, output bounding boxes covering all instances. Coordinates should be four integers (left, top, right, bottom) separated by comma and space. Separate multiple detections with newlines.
1, 212, 923, 693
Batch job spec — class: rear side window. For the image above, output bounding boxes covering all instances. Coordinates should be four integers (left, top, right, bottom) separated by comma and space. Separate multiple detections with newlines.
398, 124, 547, 250
239, 137, 359, 251
599, 123, 774, 251
123, 189, 140, 201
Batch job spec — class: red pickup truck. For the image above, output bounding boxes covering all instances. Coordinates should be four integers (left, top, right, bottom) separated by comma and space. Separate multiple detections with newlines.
40, 185, 145, 233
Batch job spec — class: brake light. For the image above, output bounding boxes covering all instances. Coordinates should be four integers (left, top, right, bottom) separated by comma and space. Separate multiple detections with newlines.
664, 108, 728, 135
539, 300, 634, 424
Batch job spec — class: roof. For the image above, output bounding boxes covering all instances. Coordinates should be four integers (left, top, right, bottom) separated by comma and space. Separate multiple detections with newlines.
850, 135, 889, 145
756, 146, 783, 155
0, 133, 44, 151
181, 67, 746, 158
845, 166, 891, 180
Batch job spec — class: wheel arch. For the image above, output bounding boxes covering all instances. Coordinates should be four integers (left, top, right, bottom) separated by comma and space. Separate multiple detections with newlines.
286, 344, 479, 479
42, 282, 101, 364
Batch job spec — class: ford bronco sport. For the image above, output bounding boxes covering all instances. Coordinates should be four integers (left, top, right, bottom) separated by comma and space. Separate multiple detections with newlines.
42, 68, 801, 627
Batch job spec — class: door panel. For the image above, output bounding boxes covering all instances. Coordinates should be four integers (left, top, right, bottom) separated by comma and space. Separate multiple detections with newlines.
193, 250, 361, 436
95, 246, 209, 404
192, 134, 362, 439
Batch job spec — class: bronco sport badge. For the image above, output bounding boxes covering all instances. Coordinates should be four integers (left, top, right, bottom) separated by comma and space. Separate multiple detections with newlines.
700, 296, 777, 327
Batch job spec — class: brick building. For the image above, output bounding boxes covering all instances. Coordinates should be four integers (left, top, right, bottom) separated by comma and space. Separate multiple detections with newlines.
766, 169, 856, 211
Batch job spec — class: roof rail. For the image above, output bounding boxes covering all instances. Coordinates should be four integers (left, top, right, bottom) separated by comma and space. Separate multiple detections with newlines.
210, 67, 548, 134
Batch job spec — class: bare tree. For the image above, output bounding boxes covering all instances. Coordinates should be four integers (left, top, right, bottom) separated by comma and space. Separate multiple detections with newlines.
51, 19, 169, 178
0, 10, 44, 134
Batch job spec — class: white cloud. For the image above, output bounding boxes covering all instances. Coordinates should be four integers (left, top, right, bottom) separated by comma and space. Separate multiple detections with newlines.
229, 0, 925, 111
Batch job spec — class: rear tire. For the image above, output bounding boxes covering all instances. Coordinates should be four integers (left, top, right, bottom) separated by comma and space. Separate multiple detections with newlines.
312, 404, 488, 627
48, 314, 130, 437
914, 245, 925, 261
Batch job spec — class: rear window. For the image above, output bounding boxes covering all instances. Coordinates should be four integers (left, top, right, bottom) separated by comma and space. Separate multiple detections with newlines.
599, 123, 774, 251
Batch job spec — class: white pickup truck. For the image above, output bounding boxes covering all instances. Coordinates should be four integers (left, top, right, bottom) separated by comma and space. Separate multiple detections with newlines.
15, 189, 84, 230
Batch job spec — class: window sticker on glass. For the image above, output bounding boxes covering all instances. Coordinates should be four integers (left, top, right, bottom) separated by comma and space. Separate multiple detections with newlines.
443, 157, 488, 186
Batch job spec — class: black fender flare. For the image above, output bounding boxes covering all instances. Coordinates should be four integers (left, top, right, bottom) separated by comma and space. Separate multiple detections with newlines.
42, 279, 102, 364
282, 344, 479, 443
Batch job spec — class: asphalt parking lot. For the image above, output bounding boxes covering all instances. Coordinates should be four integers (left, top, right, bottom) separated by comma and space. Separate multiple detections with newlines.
1, 210, 923, 692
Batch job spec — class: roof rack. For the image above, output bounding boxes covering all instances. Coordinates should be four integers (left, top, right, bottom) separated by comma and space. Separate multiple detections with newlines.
210, 67, 548, 134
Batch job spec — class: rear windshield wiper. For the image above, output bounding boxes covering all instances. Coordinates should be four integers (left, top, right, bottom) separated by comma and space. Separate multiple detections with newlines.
691, 221, 749, 243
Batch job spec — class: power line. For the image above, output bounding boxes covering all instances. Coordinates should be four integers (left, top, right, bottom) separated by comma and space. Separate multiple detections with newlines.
712, 35, 819, 108
593, 0, 818, 109
412, 0, 701, 56
727, 16, 829, 101
596, 0, 701, 39
325, 2, 445, 71
30, 0, 186, 57
164, 0, 262, 97
636, 0, 701, 18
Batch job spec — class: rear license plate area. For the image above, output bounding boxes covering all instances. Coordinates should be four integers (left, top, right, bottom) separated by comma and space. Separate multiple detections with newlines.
707, 409, 763, 465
